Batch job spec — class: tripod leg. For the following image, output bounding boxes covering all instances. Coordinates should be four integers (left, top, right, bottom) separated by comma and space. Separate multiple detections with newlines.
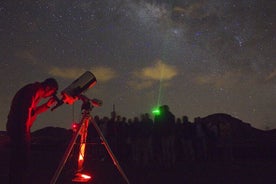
90, 117, 130, 184
76, 116, 89, 172
72, 115, 92, 183
50, 114, 91, 184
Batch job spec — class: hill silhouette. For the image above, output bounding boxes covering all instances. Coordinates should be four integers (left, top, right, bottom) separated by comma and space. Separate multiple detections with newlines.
197, 113, 276, 159
30, 113, 276, 160
31, 126, 72, 150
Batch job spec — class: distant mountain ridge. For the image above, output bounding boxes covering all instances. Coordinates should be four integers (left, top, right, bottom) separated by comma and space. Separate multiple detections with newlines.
30, 113, 276, 159
31, 127, 72, 150
31, 113, 274, 141
32, 126, 71, 137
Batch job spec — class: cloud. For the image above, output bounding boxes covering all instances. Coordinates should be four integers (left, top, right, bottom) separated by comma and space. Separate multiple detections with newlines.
138, 60, 178, 80
194, 70, 244, 89
48, 66, 116, 82
90, 66, 117, 82
129, 60, 177, 90
128, 80, 154, 90
195, 67, 276, 88
48, 67, 86, 79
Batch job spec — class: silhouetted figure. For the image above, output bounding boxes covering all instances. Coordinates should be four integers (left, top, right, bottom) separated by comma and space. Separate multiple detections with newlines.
176, 116, 195, 161
116, 116, 128, 161
139, 113, 154, 167
106, 111, 118, 155
182, 115, 190, 124
87, 115, 102, 159
6, 78, 58, 184
203, 121, 220, 161
194, 117, 208, 161
153, 105, 176, 167
98, 116, 110, 160
130, 117, 141, 166
218, 121, 233, 161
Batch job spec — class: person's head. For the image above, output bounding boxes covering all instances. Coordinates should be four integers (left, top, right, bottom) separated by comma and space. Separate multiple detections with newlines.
42, 78, 58, 97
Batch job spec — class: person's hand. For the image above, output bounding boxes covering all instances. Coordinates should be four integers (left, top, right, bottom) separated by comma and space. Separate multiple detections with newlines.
46, 97, 57, 108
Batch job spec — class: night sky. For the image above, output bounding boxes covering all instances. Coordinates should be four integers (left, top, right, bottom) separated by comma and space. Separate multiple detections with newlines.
0, 0, 275, 131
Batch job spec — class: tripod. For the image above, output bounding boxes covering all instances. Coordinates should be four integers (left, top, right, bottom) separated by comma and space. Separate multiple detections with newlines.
50, 96, 130, 184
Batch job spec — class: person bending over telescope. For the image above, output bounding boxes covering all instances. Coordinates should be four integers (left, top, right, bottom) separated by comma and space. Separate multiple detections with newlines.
6, 78, 58, 184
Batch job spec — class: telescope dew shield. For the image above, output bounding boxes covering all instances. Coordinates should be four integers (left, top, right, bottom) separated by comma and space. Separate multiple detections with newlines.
61, 71, 97, 104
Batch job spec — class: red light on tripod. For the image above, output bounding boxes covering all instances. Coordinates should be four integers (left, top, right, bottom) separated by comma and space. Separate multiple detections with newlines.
72, 172, 92, 182
81, 173, 91, 179
72, 122, 79, 132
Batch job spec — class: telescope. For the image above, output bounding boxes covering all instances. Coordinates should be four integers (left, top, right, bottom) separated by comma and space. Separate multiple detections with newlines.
50, 71, 129, 184
51, 71, 97, 111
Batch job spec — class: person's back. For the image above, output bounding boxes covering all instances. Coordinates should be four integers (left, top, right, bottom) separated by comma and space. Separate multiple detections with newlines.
6, 78, 58, 184
7, 82, 40, 140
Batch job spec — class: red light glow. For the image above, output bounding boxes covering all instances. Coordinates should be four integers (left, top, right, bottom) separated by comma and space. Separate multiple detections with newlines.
72, 172, 92, 182
81, 174, 91, 179
72, 122, 79, 132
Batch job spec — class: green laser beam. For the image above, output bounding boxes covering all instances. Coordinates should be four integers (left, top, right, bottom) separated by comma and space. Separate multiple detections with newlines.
156, 62, 165, 107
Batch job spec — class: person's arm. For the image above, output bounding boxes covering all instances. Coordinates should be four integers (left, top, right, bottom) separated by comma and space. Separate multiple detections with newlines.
33, 97, 56, 115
